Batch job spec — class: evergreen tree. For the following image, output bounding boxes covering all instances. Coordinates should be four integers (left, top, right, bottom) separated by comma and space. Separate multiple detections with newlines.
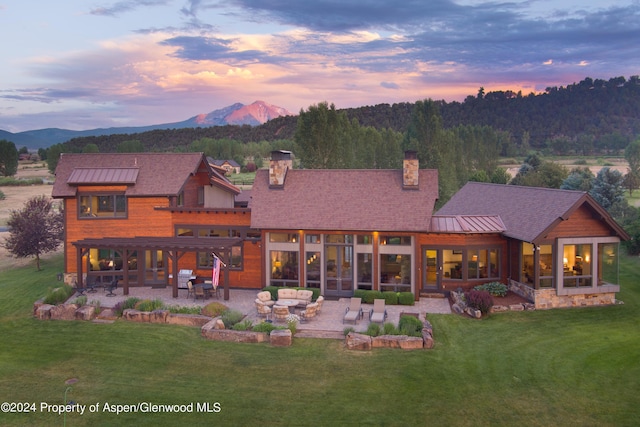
590, 167, 625, 211
0, 139, 19, 177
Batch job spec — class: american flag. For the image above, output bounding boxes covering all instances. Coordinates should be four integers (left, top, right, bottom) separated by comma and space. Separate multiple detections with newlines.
211, 255, 221, 289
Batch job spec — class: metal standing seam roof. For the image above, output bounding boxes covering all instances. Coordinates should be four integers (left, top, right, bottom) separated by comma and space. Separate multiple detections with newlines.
430, 215, 506, 233
67, 167, 139, 185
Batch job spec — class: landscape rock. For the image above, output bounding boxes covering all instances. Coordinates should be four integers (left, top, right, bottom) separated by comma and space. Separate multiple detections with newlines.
372, 334, 403, 349
75, 305, 96, 321
50, 304, 79, 320
201, 328, 269, 343
35, 304, 54, 320
509, 304, 524, 311
270, 329, 292, 346
345, 332, 372, 351
398, 336, 424, 350
214, 319, 226, 329
491, 305, 509, 313
166, 313, 212, 327
422, 330, 435, 349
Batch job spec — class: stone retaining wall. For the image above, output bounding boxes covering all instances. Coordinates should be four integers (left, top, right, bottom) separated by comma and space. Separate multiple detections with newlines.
509, 279, 618, 309
345, 319, 435, 351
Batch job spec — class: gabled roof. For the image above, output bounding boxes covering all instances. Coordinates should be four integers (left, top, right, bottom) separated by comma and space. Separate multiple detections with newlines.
430, 215, 506, 233
250, 168, 439, 232
209, 158, 241, 168
437, 182, 629, 243
52, 153, 213, 198
67, 167, 139, 185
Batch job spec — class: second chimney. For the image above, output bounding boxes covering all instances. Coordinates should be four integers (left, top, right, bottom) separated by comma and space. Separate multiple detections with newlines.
403, 150, 419, 189
269, 150, 293, 187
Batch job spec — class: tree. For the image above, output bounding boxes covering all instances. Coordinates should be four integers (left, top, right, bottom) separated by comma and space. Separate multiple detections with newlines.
510, 154, 568, 188
624, 138, 640, 195
0, 139, 19, 177
3, 195, 64, 271
561, 167, 594, 191
83, 143, 100, 153
46, 143, 66, 174
295, 102, 348, 169
589, 167, 625, 212
117, 139, 144, 153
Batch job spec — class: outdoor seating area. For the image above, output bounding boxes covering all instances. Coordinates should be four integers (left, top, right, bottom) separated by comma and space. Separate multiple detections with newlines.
188, 279, 220, 301
72, 286, 451, 336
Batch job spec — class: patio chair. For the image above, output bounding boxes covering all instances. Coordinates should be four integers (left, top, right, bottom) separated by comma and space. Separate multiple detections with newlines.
186, 280, 195, 299
272, 305, 290, 323
256, 291, 275, 307
315, 295, 324, 313
194, 284, 206, 301
105, 279, 118, 297
300, 302, 318, 322
343, 297, 363, 324
255, 299, 272, 320
369, 299, 388, 324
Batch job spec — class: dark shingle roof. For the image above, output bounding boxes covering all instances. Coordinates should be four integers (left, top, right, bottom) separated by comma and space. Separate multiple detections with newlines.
52, 153, 210, 198
250, 168, 439, 232
437, 182, 627, 243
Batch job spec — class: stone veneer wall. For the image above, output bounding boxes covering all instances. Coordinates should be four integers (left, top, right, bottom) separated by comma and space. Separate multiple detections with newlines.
509, 279, 617, 309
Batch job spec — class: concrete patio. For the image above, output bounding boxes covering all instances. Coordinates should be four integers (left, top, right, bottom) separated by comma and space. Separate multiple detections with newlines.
77, 286, 452, 339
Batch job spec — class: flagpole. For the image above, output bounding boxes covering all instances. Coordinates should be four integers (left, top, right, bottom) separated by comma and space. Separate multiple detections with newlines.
211, 251, 227, 267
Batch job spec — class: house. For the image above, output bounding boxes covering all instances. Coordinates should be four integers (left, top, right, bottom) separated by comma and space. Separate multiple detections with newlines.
436, 182, 629, 308
208, 158, 241, 175
52, 150, 628, 309
52, 152, 261, 299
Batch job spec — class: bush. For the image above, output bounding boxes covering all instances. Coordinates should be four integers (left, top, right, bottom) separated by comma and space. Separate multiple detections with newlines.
398, 292, 415, 305
382, 291, 398, 305
398, 315, 423, 337
252, 322, 279, 334
353, 289, 367, 300
383, 322, 399, 335
113, 297, 141, 317
165, 305, 202, 315
201, 302, 228, 317
72, 295, 87, 306
464, 289, 494, 315
474, 281, 508, 297
220, 309, 245, 328
343, 326, 355, 336
232, 319, 253, 331
90, 300, 101, 315
135, 298, 165, 312
0, 190, 5, 200
364, 322, 381, 337
42, 285, 75, 305
363, 290, 383, 304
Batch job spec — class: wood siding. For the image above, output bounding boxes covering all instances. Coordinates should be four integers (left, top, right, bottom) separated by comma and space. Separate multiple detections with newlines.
545, 205, 612, 240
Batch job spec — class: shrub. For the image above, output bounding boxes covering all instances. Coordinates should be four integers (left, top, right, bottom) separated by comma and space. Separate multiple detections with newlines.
42, 285, 75, 305
353, 289, 367, 300
135, 298, 165, 312
343, 326, 355, 336
474, 281, 508, 297
113, 297, 141, 317
363, 290, 383, 304
382, 291, 398, 305
364, 322, 381, 337
252, 322, 279, 334
383, 322, 399, 335
90, 300, 101, 315
398, 292, 415, 305
398, 315, 423, 337
0, 190, 5, 200
232, 319, 253, 331
72, 295, 87, 306
464, 289, 494, 315
220, 309, 245, 328
201, 302, 228, 317
165, 305, 202, 315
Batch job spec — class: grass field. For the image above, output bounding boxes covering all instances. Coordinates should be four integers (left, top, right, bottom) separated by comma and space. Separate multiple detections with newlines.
0, 255, 639, 426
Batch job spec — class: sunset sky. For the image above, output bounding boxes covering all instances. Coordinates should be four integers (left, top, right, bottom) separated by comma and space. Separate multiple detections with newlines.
1, 0, 638, 132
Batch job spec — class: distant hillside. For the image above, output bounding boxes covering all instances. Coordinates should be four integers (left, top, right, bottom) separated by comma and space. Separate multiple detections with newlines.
1, 101, 292, 149
19, 76, 640, 154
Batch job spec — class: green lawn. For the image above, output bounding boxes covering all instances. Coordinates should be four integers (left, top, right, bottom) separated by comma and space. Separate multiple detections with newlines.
1, 255, 639, 426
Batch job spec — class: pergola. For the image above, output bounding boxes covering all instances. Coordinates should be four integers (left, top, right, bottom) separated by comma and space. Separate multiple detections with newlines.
72, 236, 243, 300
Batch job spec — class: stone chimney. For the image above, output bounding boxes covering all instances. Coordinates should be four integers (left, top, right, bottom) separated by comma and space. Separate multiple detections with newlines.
269, 150, 293, 187
403, 150, 419, 189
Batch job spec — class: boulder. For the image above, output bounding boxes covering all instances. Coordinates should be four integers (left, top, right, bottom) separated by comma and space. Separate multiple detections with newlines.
465, 307, 482, 319
491, 305, 509, 313
166, 313, 212, 327
509, 304, 524, 311
372, 334, 403, 349
422, 330, 435, 349
399, 336, 424, 350
451, 303, 464, 315
35, 304, 54, 320
201, 328, 269, 343
96, 308, 118, 321
50, 304, 79, 320
270, 329, 292, 347
75, 305, 96, 321
214, 319, 226, 329
122, 309, 146, 322
345, 332, 372, 351
148, 310, 169, 324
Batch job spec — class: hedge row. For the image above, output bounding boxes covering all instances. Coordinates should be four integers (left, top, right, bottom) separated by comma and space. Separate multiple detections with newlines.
354, 289, 415, 305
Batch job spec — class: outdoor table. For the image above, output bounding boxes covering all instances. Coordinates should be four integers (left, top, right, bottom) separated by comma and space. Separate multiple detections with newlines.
276, 299, 299, 313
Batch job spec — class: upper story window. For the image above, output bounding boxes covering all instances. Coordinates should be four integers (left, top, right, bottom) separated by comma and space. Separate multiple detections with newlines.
379, 235, 411, 246
79, 194, 126, 219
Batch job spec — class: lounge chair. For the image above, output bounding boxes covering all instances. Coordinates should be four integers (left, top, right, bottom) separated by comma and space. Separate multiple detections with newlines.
300, 302, 318, 322
369, 299, 388, 324
343, 297, 363, 324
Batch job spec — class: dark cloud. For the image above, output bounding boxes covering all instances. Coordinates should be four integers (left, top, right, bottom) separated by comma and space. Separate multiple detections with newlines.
89, 0, 171, 17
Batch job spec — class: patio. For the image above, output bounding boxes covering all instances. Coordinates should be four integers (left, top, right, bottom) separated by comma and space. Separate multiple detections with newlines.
79, 286, 452, 338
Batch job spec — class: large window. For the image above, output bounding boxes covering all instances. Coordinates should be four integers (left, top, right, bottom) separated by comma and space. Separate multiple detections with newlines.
79, 194, 126, 218
598, 242, 619, 286
175, 225, 246, 270
357, 253, 373, 290
521, 243, 553, 288
467, 248, 499, 280
270, 250, 299, 287
562, 243, 592, 287
380, 254, 411, 292
305, 251, 321, 289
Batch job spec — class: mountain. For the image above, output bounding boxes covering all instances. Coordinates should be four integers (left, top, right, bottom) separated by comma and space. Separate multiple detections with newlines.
1, 101, 293, 149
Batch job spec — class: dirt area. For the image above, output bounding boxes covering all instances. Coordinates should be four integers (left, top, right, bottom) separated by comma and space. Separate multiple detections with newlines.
0, 163, 61, 271
492, 291, 530, 306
